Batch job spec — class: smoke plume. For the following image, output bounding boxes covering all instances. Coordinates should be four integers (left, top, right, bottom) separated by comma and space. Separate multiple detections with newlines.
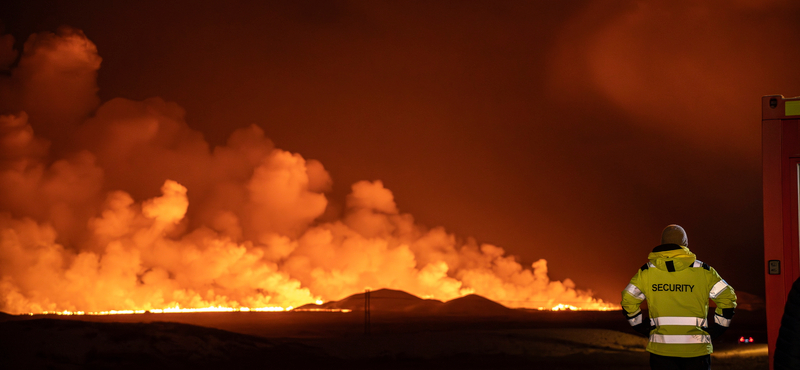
0, 28, 611, 314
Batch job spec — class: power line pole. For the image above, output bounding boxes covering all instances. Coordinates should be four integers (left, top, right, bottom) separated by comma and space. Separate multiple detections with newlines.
364, 288, 371, 335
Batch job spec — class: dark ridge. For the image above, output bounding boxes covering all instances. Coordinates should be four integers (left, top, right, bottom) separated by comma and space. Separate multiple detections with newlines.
297, 289, 520, 317
436, 294, 515, 316
298, 288, 444, 313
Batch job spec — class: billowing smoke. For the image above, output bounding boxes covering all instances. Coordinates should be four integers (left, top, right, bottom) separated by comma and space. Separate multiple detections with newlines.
0, 28, 612, 314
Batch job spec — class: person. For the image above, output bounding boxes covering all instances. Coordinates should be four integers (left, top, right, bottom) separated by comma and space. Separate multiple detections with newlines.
774, 276, 800, 369
621, 224, 737, 370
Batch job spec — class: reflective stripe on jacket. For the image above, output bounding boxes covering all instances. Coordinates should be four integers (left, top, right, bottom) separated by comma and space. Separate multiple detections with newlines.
621, 244, 737, 358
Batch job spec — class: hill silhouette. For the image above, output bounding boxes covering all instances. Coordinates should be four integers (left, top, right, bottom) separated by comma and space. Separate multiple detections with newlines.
297, 288, 443, 313
296, 288, 514, 316
435, 294, 514, 316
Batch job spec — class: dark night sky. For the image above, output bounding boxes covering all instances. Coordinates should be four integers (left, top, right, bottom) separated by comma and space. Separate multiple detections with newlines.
2, 0, 800, 303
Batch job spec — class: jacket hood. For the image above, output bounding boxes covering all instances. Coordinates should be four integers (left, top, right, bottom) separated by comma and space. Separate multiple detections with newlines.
647, 244, 697, 272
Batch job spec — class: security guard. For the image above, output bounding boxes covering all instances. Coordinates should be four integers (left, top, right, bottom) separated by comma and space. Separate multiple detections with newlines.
622, 225, 737, 370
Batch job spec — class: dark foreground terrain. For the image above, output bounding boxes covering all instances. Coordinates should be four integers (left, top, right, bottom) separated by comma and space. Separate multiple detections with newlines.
0, 290, 768, 369
0, 310, 767, 370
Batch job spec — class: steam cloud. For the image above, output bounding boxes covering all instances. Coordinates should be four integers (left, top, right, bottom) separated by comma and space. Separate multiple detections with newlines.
0, 28, 611, 314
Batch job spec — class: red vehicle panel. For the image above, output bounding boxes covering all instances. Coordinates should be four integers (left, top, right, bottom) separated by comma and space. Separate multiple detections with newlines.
762, 94, 800, 370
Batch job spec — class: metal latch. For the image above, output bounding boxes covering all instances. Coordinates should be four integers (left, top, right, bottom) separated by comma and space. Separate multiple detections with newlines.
768, 260, 781, 275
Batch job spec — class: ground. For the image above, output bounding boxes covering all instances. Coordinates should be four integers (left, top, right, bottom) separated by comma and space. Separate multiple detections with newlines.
0, 307, 767, 369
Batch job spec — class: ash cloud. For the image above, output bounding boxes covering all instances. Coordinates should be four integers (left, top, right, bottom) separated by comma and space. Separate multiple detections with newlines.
0, 29, 612, 314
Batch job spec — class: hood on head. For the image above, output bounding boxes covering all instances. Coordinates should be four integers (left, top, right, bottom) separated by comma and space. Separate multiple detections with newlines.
648, 245, 697, 272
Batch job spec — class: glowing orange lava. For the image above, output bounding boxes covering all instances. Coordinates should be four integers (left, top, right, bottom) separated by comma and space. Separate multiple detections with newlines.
24, 301, 358, 315
25, 300, 617, 316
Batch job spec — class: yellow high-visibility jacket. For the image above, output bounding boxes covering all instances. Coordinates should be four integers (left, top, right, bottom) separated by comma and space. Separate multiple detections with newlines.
621, 244, 737, 357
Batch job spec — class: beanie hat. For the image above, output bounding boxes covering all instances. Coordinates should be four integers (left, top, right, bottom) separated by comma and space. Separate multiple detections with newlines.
661, 224, 688, 246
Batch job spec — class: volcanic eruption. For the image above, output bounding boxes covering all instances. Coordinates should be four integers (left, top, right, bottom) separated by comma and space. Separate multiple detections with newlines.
0, 27, 616, 316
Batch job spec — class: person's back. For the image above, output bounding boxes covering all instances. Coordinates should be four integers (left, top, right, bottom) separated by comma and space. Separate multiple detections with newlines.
621, 225, 737, 370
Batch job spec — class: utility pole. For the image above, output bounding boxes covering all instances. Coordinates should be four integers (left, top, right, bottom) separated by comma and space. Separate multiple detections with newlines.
364, 288, 371, 335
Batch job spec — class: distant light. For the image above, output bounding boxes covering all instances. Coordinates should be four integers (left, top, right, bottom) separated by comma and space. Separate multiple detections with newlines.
739, 336, 755, 343
315, 299, 323, 305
